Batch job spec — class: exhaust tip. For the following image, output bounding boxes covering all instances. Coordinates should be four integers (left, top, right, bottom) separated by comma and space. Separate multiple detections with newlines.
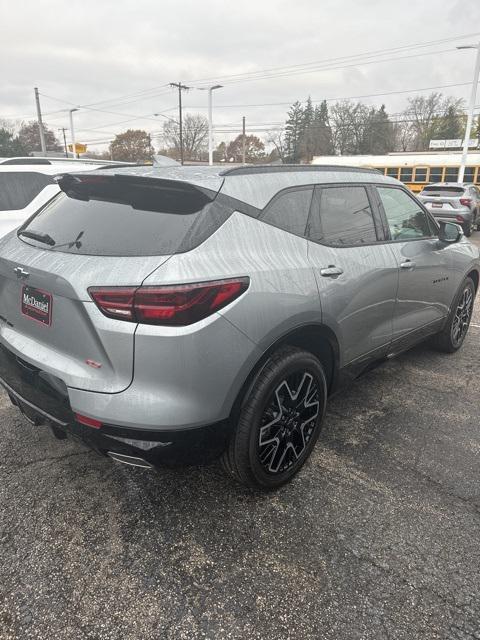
107, 451, 153, 469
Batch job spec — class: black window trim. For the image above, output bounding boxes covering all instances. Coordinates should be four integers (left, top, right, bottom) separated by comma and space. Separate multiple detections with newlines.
374, 184, 439, 244
258, 184, 315, 239
306, 182, 386, 248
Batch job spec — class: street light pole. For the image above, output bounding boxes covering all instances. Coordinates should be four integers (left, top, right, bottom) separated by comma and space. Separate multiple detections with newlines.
202, 85, 222, 166
69, 108, 79, 158
457, 43, 480, 183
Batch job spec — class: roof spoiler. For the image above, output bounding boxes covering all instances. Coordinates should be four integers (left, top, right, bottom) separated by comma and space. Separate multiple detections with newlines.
56, 173, 216, 214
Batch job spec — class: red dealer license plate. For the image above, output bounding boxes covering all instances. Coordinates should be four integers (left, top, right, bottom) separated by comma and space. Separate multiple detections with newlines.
21, 285, 52, 326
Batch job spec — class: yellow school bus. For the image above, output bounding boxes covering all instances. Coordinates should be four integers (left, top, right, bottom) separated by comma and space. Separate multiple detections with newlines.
311, 152, 480, 193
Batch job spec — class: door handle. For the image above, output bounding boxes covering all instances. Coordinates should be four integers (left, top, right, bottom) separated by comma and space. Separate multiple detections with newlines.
320, 265, 344, 277
400, 260, 416, 270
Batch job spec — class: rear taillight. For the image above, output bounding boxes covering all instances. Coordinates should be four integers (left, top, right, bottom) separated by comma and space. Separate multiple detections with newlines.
88, 278, 249, 326
456, 215, 465, 223
460, 198, 472, 207
88, 287, 136, 321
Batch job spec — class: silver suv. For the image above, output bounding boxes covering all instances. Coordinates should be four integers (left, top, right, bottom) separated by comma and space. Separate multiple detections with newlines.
0, 166, 478, 490
418, 182, 480, 237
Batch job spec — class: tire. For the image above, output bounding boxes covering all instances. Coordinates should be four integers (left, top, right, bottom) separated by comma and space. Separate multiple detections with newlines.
432, 277, 475, 353
221, 345, 327, 491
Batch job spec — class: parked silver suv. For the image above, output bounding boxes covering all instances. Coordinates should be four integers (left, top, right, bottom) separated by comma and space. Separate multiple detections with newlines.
418, 182, 480, 237
0, 166, 478, 490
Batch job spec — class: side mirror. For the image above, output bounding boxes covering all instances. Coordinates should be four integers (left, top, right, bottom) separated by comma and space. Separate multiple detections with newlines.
438, 221, 463, 243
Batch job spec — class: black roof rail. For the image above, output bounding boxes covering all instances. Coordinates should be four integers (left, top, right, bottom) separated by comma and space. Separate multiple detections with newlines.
1, 158, 52, 165
220, 164, 380, 176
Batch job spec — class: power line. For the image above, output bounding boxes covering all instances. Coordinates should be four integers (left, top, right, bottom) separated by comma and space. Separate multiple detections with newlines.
205, 48, 459, 87
182, 81, 474, 110
191, 32, 480, 86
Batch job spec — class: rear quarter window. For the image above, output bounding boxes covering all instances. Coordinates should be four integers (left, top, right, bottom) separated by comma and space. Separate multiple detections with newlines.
260, 187, 313, 237
0, 172, 53, 211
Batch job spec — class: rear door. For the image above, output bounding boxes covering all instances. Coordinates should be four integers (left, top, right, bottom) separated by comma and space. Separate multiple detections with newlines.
0, 174, 223, 393
374, 185, 449, 349
307, 184, 398, 367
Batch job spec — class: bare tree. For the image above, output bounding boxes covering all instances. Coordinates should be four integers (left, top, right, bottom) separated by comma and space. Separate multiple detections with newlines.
402, 93, 465, 151
330, 101, 372, 154
163, 113, 209, 161
266, 129, 287, 163
393, 120, 415, 152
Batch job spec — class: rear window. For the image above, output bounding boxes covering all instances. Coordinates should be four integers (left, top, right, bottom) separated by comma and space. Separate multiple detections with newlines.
0, 172, 53, 211
18, 184, 232, 256
421, 186, 465, 197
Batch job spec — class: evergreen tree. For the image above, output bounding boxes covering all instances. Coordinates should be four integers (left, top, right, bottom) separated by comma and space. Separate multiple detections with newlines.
364, 105, 395, 154
298, 96, 315, 162
434, 104, 465, 140
284, 101, 305, 163
313, 100, 334, 156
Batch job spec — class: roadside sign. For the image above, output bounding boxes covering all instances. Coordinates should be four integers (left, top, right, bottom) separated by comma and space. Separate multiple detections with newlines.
429, 139, 479, 150
68, 143, 87, 154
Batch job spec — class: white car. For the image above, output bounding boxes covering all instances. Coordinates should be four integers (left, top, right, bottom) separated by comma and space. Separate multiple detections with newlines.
0, 158, 134, 238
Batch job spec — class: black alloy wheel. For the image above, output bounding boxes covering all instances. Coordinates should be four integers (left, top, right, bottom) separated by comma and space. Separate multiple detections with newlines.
258, 370, 321, 474
451, 284, 474, 348
222, 345, 327, 490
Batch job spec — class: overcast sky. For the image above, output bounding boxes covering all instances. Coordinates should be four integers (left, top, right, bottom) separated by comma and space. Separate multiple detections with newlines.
2, 0, 480, 151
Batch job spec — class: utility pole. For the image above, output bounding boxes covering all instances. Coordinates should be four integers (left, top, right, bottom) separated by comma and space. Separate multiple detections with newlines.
58, 128, 68, 157
170, 82, 191, 165
242, 116, 246, 164
34, 87, 47, 155
458, 43, 480, 183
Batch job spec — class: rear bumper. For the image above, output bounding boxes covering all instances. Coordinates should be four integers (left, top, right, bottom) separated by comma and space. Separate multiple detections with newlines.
426, 207, 474, 222
0, 343, 231, 466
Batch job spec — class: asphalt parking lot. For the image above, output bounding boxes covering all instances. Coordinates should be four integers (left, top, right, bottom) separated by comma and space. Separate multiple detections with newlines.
0, 240, 480, 640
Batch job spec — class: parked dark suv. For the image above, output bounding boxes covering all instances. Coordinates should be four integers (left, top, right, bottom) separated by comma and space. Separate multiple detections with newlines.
0, 165, 478, 490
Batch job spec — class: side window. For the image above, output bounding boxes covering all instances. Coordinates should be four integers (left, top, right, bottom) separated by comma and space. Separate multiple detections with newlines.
309, 185, 378, 246
0, 172, 53, 212
400, 167, 413, 182
429, 167, 443, 183
261, 188, 313, 237
377, 187, 434, 241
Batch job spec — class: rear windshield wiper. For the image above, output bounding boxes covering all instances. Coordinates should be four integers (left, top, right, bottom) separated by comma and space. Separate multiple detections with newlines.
18, 230, 56, 246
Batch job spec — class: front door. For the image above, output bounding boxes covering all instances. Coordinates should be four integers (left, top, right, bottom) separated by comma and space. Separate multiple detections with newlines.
374, 185, 450, 350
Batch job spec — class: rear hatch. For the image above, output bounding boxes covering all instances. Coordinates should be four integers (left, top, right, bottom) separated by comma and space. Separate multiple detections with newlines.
418, 186, 469, 217
0, 172, 222, 393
